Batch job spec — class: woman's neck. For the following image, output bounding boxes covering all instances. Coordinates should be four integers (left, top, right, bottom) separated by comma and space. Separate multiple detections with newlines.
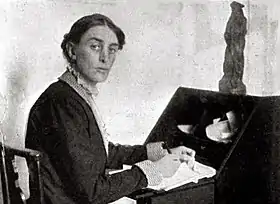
67, 65, 98, 96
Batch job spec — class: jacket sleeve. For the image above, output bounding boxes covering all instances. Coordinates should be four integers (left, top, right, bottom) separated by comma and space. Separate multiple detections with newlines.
106, 142, 148, 169
31, 96, 150, 204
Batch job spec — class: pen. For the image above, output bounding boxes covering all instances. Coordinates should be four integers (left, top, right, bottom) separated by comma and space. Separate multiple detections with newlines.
162, 142, 172, 154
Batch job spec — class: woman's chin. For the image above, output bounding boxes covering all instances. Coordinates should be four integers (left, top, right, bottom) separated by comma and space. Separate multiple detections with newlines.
96, 76, 108, 83
89, 75, 108, 84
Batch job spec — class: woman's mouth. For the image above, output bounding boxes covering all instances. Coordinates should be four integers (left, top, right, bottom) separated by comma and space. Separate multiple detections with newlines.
96, 67, 109, 72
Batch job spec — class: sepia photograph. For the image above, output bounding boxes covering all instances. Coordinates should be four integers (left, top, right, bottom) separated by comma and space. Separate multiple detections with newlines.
0, 0, 279, 203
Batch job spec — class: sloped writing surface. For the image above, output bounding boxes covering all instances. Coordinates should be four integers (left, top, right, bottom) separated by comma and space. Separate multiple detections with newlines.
144, 87, 259, 169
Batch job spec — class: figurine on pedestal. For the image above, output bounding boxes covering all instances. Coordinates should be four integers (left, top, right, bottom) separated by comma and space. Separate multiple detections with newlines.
219, 1, 247, 95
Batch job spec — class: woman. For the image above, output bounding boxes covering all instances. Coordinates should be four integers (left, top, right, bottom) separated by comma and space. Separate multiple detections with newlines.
25, 13, 195, 204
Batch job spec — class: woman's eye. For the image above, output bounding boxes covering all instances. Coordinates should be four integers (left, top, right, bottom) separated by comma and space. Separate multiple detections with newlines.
109, 47, 117, 54
90, 44, 101, 51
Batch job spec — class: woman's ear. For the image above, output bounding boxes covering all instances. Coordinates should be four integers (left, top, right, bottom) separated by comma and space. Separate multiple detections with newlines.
66, 42, 76, 62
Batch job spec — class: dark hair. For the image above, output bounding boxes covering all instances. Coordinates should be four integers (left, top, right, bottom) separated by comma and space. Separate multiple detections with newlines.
61, 13, 126, 63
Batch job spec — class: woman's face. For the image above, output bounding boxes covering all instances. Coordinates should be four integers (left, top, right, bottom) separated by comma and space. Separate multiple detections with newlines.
72, 25, 119, 84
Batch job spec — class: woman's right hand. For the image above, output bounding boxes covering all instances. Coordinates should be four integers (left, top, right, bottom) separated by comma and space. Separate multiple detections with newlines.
153, 154, 181, 178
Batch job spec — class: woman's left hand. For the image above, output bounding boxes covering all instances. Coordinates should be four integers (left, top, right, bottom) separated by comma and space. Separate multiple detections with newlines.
170, 146, 196, 169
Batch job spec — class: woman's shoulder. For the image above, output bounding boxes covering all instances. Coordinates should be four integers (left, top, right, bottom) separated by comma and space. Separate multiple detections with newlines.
48, 80, 77, 96
32, 80, 87, 111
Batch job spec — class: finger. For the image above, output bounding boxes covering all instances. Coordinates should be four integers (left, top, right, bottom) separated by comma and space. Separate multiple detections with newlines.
165, 153, 179, 160
181, 147, 196, 157
187, 158, 195, 170
178, 154, 191, 163
168, 154, 181, 162
182, 155, 195, 170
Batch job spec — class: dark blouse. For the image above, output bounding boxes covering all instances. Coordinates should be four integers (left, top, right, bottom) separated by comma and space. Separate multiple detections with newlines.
25, 80, 148, 204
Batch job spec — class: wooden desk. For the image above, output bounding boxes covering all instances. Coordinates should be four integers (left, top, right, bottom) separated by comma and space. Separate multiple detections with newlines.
129, 87, 280, 203
130, 179, 214, 204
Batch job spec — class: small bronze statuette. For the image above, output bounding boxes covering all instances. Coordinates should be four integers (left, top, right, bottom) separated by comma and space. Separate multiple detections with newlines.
219, 1, 247, 95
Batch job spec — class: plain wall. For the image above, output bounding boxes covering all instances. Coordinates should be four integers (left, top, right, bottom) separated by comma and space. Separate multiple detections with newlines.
0, 0, 279, 198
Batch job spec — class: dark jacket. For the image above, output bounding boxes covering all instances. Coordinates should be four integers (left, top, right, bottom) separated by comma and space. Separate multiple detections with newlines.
25, 80, 148, 204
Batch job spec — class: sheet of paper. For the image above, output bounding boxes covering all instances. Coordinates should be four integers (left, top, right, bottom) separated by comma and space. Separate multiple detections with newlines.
148, 161, 216, 191
108, 162, 216, 192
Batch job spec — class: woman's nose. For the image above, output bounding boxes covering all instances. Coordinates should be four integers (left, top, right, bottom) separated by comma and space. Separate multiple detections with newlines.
99, 49, 108, 63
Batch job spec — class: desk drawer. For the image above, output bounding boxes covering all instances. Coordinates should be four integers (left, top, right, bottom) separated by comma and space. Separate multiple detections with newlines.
147, 183, 214, 204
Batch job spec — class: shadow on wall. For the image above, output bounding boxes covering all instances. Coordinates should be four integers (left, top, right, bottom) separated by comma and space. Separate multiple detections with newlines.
5, 51, 28, 147
4, 49, 30, 198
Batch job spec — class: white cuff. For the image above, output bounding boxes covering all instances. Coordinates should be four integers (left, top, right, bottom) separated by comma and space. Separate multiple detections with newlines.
135, 160, 163, 186
146, 142, 168, 161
